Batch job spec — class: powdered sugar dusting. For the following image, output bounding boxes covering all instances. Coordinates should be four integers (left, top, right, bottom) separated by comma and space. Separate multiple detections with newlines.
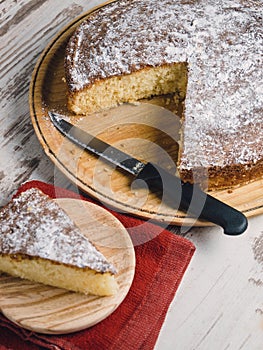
181, 1, 263, 168
65, 0, 191, 90
0, 188, 116, 274
65, 0, 262, 170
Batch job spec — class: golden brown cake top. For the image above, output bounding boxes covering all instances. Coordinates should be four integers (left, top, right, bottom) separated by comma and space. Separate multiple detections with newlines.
65, 0, 262, 171
0, 188, 116, 274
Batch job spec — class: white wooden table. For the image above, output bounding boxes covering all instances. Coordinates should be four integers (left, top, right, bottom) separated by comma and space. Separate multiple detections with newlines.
1, 1, 262, 349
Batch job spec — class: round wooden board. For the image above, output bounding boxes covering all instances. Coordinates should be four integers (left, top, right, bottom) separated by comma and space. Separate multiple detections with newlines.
29, 4, 263, 227
0, 198, 135, 334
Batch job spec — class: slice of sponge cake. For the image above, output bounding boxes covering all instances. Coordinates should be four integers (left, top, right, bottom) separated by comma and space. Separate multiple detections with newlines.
0, 188, 118, 296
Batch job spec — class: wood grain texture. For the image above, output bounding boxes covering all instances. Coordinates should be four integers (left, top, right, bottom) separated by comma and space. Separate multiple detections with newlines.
29, 7, 263, 226
0, 198, 135, 334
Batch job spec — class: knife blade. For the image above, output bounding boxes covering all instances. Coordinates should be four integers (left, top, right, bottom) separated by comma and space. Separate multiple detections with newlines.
49, 111, 248, 235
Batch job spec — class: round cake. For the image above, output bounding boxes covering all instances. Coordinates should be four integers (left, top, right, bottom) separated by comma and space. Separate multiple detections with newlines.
65, 0, 263, 190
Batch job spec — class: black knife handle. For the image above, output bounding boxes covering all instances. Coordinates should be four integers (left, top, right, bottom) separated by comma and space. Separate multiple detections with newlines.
137, 162, 248, 235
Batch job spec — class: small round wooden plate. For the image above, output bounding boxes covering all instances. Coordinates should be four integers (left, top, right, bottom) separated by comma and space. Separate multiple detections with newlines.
29, 3, 263, 227
0, 198, 135, 334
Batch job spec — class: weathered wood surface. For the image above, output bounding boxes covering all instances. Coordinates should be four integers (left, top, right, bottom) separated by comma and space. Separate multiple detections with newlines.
0, 0, 100, 205
0, 1, 263, 349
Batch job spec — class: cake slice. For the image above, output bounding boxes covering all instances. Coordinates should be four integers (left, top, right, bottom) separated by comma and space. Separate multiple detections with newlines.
0, 188, 118, 296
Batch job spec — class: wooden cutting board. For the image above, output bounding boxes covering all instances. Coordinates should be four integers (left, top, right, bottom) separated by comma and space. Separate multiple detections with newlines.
0, 198, 135, 334
29, 4, 263, 227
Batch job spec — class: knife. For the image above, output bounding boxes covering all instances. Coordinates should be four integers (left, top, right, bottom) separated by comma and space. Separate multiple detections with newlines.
49, 111, 248, 235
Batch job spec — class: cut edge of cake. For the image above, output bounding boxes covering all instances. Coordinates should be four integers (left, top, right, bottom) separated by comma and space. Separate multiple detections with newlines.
66, 63, 188, 115
0, 254, 118, 296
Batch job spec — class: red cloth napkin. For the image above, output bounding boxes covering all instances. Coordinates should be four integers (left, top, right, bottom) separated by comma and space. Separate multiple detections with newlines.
0, 181, 195, 350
